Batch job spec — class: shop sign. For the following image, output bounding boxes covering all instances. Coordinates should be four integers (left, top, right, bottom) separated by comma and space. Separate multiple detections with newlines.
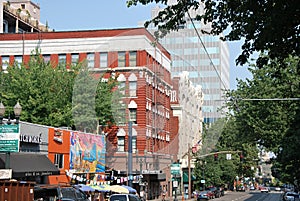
20, 134, 42, 144
0, 124, 20, 152
171, 163, 180, 175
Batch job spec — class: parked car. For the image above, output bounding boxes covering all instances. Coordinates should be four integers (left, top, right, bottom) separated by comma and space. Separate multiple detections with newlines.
236, 185, 246, 192
260, 186, 270, 193
109, 194, 140, 201
249, 185, 256, 190
283, 191, 299, 201
207, 187, 221, 198
34, 184, 89, 201
197, 191, 213, 201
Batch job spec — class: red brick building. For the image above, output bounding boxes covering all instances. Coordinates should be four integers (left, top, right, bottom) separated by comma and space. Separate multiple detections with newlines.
0, 28, 178, 198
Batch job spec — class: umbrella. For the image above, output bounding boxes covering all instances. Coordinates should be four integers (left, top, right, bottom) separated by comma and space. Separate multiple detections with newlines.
122, 185, 137, 194
88, 184, 111, 192
108, 185, 130, 194
74, 184, 95, 192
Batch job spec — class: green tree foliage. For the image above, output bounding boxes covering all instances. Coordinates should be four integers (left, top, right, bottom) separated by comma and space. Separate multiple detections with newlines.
127, 0, 300, 67
0, 51, 76, 127
194, 119, 258, 188
225, 55, 300, 186
0, 51, 122, 131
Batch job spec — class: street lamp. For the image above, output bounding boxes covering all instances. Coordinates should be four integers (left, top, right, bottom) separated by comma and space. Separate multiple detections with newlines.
0, 101, 22, 170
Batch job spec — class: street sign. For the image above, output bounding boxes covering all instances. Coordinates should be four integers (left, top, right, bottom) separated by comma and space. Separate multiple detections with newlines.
200, 180, 205, 184
171, 163, 180, 175
0, 124, 20, 152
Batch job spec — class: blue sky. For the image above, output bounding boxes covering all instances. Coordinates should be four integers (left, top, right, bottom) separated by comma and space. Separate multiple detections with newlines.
35, 0, 251, 89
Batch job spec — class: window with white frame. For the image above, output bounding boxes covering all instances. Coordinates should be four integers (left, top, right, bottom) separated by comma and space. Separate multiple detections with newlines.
117, 136, 125, 152
43, 54, 51, 63
58, 54, 66, 66
14, 55, 23, 67
1, 56, 10, 71
129, 73, 137, 97
71, 53, 79, 66
129, 51, 137, 67
117, 74, 126, 95
117, 128, 126, 152
87, 53, 95, 68
100, 52, 108, 68
128, 100, 137, 124
118, 51, 126, 67
54, 153, 64, 169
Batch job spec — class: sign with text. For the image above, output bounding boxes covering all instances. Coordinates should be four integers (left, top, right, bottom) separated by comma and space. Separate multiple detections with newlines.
171, 163, 180, 175
0, 124, 20, 152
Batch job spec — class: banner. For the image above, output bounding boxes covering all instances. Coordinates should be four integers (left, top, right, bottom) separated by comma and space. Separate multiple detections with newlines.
69, 132, 106, 173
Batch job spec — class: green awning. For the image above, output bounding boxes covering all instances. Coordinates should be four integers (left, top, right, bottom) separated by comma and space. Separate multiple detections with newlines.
183, 172, 196, 183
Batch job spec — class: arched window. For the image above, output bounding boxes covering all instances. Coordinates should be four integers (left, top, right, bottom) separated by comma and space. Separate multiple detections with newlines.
117, 74, 126, 95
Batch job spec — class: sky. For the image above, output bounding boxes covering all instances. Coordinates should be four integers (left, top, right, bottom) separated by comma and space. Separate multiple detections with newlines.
35, 0, 252, 90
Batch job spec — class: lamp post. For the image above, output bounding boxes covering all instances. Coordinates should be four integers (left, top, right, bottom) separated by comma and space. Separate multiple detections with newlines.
0, 101, 22, 169
128, 105, 136, 187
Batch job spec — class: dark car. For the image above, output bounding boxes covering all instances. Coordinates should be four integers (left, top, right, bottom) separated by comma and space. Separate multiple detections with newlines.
207, 187, 221, 198
34, 184, 89, 201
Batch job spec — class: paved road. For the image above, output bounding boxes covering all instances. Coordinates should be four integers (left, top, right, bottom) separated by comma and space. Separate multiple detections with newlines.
211, 191, 283, 201
151, 191, 283, 201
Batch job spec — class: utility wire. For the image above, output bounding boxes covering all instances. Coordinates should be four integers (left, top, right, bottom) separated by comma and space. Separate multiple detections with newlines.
186, 10, 229, 92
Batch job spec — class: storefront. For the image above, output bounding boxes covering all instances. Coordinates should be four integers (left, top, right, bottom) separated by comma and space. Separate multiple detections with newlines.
0, 152, 60, 183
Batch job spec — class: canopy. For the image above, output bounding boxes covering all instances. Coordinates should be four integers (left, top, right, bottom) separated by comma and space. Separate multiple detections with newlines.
88, 184, 111, 192
109, 185, 129, 194
122, 185, 137, 194
0, 153, 60, 178
74, 184, 95, 192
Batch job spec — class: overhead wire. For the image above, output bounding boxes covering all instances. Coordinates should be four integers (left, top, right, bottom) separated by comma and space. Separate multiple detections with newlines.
186, 10, 229, 92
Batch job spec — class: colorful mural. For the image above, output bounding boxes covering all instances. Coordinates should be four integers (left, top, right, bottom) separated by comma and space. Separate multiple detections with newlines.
70, 132, 106, 173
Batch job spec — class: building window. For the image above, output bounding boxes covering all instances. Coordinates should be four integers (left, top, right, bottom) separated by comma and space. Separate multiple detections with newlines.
132, 137, 137, 153
1, 56, 10, 71
129, 81, 137, 97
3, 20, 8, 33
100, 52, 108, 68
117, 74, 126, 95
117, 136, 125, 152
129, 108, 137, 124
14, 55, 23, 67
129, 51, 137, 67
21, 4, 25, 9
118, 51, 126, 67
54, 153, 64, 169
58, 54, 66, 66
116, 108, 126, 125
71, 53, 79, 66
87, 53, 94, 68
128, 73, 137, 97
43, 54, 51, 63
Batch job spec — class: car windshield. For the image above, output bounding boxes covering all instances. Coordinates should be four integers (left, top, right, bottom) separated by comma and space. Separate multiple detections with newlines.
110, 195, 128, 201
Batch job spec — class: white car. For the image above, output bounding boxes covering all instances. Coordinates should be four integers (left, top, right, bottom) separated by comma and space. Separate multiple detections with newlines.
275, 187, 281, 191
260, 187, 269, 193
284, 192, 299, 201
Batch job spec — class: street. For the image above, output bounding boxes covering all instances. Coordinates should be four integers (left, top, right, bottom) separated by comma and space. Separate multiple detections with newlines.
213, 191, 283, 201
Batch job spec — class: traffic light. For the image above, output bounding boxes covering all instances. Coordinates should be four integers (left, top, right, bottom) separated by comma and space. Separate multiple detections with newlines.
214, 153, 218, 161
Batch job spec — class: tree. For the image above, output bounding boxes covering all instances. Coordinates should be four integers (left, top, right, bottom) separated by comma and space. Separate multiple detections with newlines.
127, 0, 300, 67
0, 51, 76, 127
224, 55, 300, 185
0, 51, 122, 132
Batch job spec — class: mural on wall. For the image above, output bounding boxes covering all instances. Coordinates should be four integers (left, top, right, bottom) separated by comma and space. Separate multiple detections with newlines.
70, 132, 105, 173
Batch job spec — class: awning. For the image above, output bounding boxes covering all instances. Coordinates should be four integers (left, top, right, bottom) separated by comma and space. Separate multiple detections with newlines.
183, 172, 196, 183
0, 153, 60, 178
